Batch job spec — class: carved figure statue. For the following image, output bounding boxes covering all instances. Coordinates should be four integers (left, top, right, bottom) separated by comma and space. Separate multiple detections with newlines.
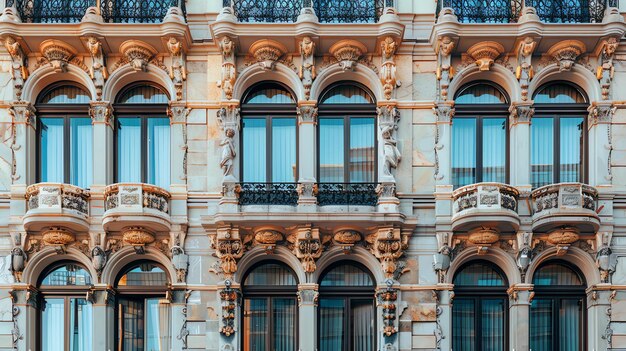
168, 37, 187, 101
219, 37, 237, 100
299, 37, 316, 100
382, 125, 401, 177
9, 247, 25, 282
87, 37, 107, 100
380, 37, 399, 100
516, 37, 536, 101
220, 128, 236, 177
91, 246, 107, 276
4, 36, 28, 100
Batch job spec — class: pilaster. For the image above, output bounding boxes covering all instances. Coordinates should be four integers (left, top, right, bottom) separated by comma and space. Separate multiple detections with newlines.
89, 101, 114, 187
509, 101, 533, 188
587, 101, 616, 186
297, 284, 318, 351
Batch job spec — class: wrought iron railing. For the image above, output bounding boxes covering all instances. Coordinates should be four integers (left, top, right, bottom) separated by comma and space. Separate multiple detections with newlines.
238, 183, 299, 206
436, 0, 617, 23
5, 0, 186, 23
224, 0, 386, 23
317, 183, 378, 206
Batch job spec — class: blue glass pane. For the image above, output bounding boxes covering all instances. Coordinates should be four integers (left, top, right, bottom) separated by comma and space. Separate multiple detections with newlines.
244, 263, 297, 286
533, 84, 586, 104
118, 264, 167, 286
320, 85, 374, 104
118, 85, 168, 104
147, 118, 170, 188
70, 118, 92, 188
452, 118, 476, 188
455, 84, 507, 104
453, 263, 506, 287
272, 118, 297, 182
117, 118, 142, 183
533, 264, 583, 286
41, 264, 92, 286
319, 119, 345, 182
40, 118, 65, 183
244, 298, 268, 350
69, 298, 92, 351
40, 85, 90, 104
319, 299, 345, 351
320, 264, 373, 287
530, 299, 553, 351
559, 117, 583, 183
243, 118, 267, 182
482, 118, 506, 183
349, 118, 375, 182
481, 299, 505, 350
531, 117, 554, 188
452, 298, 475, 351
42, 298, 65, 351
245, 86, 295, 104
272, 298, 297, 351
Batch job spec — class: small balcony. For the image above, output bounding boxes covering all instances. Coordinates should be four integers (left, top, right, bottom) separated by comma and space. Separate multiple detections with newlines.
317, 183, 378, 207
436, 0, 618, 24
238, 183, 299, 207
452, 183, 520, 232
5, 0, 186, 23
23, 183, 90, 232
530, 183, 599, 233
225, 0, 388, 23
103, 183, 171, 233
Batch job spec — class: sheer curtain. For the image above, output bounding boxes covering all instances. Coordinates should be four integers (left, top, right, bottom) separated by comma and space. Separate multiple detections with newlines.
559, 299, 581, 351
319, 119, 345, 182
482, 118, 506, 183
349, 118, 375, 183
452, 118, 476, 188
69, 298, 92, 351
319, 299, 344, 351
243, 298, 268, 351
70, 118, 93, 188
273, 298, 296, 351
243, 118, 267, 182
272, 118, 296, 182
351, 300, 374, 351
147, 118, 171, 188
40, 118, 65, 183
145, 298, 171, 351
117, 118, 141, 183
531, 117, 554, 188
42, 298, 65, 351
530, 299, 553, 351
559, 117, 583, 183
452, 298, 475, 351
481, 299, 504, 351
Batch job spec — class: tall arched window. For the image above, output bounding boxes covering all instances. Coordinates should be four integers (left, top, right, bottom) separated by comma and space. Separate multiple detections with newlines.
39, 262, 93, 351
115, 262, 170, 351
530, 262, 586, 351
242, 261, 298, 351
318, 83, 376, 183
452, 261, 508, 351
241, 82, 297, 183
318, 262, 375, 351
114, 83, 170, 188
36, 83, 92, 188
452, 82, 509, 188
531, 82, 588, 188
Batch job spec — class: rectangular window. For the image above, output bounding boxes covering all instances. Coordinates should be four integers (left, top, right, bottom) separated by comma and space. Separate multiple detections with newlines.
349, 118, 375, 183
531, 117, 554, 188
69, 298, 92, 351
350, 299, 374, 351
272, 298, 296, 350
481, 298, 505, 350
243, 297, 296, 351
117, 117, 142, 183
319, 298, 345, 351
118, 297, 170, 351
147, 118, 171, 187
452, 298, 475, 350
482, 118, 506, 183
70, 118, 93, 188
530, 299, 553, 351
243, 118, 267, 182
244, 298, 268, 350
560, 117, 584, 183
272, 118, 296, 182
42, 297, 92, 351
42, 298, 65, 351
40, 118, 65, 183
452, 118, 477, 188
319, 119, 345, 182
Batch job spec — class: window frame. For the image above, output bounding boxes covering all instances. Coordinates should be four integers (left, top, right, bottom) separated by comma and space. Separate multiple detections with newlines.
240, 82, 299, 183
317, 261, 376, 351
241, 260, 299, 351
530, 260, 587, 351
317, 82, 378, 183
35, 82, 91, 185
532, 83, 589, 186
453, 82, 510, 186
113, 82, 170, 185
452, 260, 509, 351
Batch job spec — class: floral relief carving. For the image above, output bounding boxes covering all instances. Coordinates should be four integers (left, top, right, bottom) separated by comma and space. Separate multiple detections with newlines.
3, 36, 28, 100
219, 281, 240, 337
329, 39, 367, 71
211, 226, 245, 278
287, 227, 323, 273
89, 101, 113, 125
254, 229, 284, 253
467, 227, 500, 254
380, 37, 400, 100
119, 40, 157, 72
40, 39, 77, 73
297, 105, 318, 125
299, 37, 316, 99
41, 228, 75, 246
546, 40, 586, 72
436, 36, 455, 101
466, 41, 505, 71
249, 40, 287, 71
366, 227, 408, 278
516, 37, 536, 101
376, 282, 398, 337
122, 227, 155, 247
219, 36, 237, 100
167, 37, 187, 101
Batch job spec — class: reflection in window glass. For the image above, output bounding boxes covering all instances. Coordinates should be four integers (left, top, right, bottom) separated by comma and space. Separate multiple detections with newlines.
560, 117, 583, 183
320, 264, 373, 287
42, 298, 65, 351
320, 85, 374, 104
70, 118, 93, 188
40, 118, 65, 183
319, 299, 344, 350
40, 86, 90, 104
41, 264, 92, 286
452, 118, 476, 188
118, 297, 171, 351
146, 298, 171, 351
453, 263, 506, 287
531, 117, 554, 188
147, 118, 171, 188
349, 118, 375, 183
482, 118, 506, 183
243, 118, 267, 182
272, 118, 297, 182
117, 117, 142, 183
118, 264, 167, 286
118, 85, 169, 104
319, 119, 344, 182
69, 298, 92, 351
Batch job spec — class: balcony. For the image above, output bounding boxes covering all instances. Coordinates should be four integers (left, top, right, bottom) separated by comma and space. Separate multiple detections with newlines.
225, 0, 388, 23
451, 183, 520, 233
23, 183, 90, 232
530, 183, 599, 233
103, 183, 171, 233
5, 0, 186, 23
436, 0, 618, 24
238, 183, 299, 206
317, 183, 378, 207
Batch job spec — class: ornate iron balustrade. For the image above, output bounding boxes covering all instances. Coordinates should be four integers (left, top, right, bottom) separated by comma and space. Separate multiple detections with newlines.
224, 0, 386, 23
104, 183, 170, 214
6, 0, 94, 23
452, 182, 519, 214
100, 0, 186, 23
531, 183, 597, 215
238, 183, 299, 206
317, 183, 378, 206
436, 0, 523, 23
26, 183, 90, 215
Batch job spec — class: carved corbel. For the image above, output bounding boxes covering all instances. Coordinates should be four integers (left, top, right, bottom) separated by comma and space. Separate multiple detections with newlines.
436, 36, 455, 101
122, 227, 155, 254
515, 37, 537, 101
86, 37, 107, 100
89, 101, 113, 126
597, 37, 619, 100
547, 40, 586, 72
509, 101, 534, 127
120, 40, 157, 72
546, 227, 580, 256
329, 39, 367, 71
587, 101, 616, 126
217, 103, 240, 181
3, 36, 28, 100
218, 36, 237, 100
88, 232, 109, 280
211, 226, 244, 278
40, 39, 77, 73
366, 227, 406, 278
249, 39, 287, 71
333, 229, 363, 254
299, 37, 316, 100
596, 232, 616, 284
288, 226, 323, 273
380, 37, 400, 100
466, 41, 504, 71
167, 37, 187, 101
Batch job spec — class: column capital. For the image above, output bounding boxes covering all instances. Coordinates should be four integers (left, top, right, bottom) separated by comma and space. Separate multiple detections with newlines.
509, 100, 534, 127
297, 101, 318, 125
89, 100, 113, 126
9, 101, 36, 126
297, 284, 319, 306
167, 100, 190, 124
587, 101, 616, 127
433, 101, 455, 124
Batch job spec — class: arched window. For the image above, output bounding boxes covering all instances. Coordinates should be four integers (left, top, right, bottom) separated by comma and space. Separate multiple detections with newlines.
318, 263, 375, 351
452, 82, 509, 188
242, 261, 298, 351
114, 83, 170, 188
241, 82, 297, 183
452, 261, 508, 351
36, 83, 92, 188
530, 262, 586, 351
115, 262, 170, 351
318, 83, 376, 183
39, 262, 93, 351
531, 82, 588, 188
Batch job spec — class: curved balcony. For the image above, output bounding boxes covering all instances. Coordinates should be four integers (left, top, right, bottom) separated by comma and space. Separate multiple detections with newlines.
23, 183, 90, 232
531, 183, 599, 233
452, 183, 520, 232
103, 183, 171, 233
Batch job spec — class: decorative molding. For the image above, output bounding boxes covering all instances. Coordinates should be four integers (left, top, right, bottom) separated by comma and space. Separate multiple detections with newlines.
329, 39, 367, 71
546, 40, 586, 72
3, 36, 28, 100
297, 104, 318, 125
122, 227, 155, 253
119, 40, 157, 72
299, 37, 316, 100
588, 101, 616, 126
217, 104, 240, 181
467, 227, 500, 255
365, 227, 408, 278
89, 101, 113, 125
466, 41, 505, 71
167, 37, 187, 101
509, 101, 534, 127
515, 37, 537, 101
219, 281, 240, 337
249, 39, 287, 71
253, 229, 284, 254
219, 36, 237, 100
288, 226, 323, 273
86, 37, 107, 100
378, 104, 401, 181
40, 39, 77, 73
333, 230, 363, 253
297, 288, 319, 306
211, 226, 244, 278
380, 37, 400, 100
436, 36, 455, 101
376, 281, 398, 337
597, 37, 619, 100
546, 227, 580, 256
41, 227, 75, 246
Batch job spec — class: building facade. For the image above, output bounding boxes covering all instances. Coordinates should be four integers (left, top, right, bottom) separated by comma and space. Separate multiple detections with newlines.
0, 0, 624, 350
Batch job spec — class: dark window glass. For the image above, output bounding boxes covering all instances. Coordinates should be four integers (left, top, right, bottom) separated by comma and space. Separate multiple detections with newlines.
244, 86, 296, 104
320, 264, 373, 287
320, 85, 374, 104
41, 264, 92, 286
117, 264, 168, 287
453, 263, 506, 287
244, 263, 298, 286
533, 263, 583, 286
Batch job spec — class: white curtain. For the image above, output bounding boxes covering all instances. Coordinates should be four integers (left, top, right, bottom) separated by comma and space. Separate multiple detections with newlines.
349, 118, 375, 183
117, 118, 141, 183
243, 118, 267, 182
482, 118, 506, 183
559, 299, 582, 351
273, 298, 296, 351
319, 299, 344, 351
145, 298, 171, 351
319, 119, 344, 182
42, 298, 65, 351
69, 298, 92, 351
272, 118, 296, 182
559, 117, 583, 183
40, 118, 64, 183
147, 118, 171, 188
452, 118, 476, 188
70, 118, 93, 188
531, 117, 554, 188
352, 300, 374, 351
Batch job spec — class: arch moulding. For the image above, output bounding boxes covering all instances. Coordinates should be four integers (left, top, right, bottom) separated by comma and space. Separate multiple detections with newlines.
22, 64, 97, 103
100, 246, 177, 286
234, 246, 306, 286
233, 62, 304, 102
312, 246, 386, 285
448, 63, 520, 102
22, 247, 98, 286
102, 64, 176, 102
446, 246, 522, 286
528, 63, 601, 102
310, 63, 384, 102
525, 246, 601, 286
